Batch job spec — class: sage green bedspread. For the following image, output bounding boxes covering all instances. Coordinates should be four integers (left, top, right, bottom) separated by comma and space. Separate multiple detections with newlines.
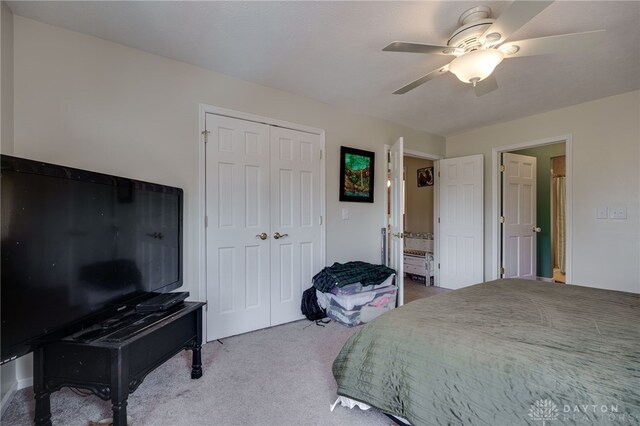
332, 279, 640, 425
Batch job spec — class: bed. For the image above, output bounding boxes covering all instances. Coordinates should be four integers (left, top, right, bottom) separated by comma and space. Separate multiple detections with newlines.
332, 279, 640, 425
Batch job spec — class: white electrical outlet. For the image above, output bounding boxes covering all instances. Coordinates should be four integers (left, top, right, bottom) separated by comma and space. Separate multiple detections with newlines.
596, 207, 608, 219
609, 207, 627, 220
341, 208, 349, 220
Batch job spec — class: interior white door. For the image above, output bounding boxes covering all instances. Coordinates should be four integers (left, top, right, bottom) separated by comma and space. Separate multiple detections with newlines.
205, 113, 271, 341
502, 152, 537, 279
389, 137, 404, 305
269, 127, 322, 326
439, 154, 484, 289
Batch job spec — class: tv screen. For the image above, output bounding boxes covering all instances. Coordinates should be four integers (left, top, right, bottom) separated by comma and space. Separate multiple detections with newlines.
1, 155, 183, 363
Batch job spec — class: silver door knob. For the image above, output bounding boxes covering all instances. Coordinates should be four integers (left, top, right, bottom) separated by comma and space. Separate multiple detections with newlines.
392, 232, 404, 238
256, 233, 268, 240
533, 227, 542, 233
273, 232, 289, 240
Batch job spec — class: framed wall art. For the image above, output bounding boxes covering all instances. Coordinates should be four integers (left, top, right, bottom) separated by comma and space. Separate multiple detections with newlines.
417, 167, 434, 187
339, 146, 375, 203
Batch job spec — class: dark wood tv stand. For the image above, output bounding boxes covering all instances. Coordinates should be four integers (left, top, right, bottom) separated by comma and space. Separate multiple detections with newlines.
33, 301, 205, 426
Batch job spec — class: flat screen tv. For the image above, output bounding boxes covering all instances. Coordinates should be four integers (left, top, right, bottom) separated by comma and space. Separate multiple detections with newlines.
1, 155, 183, 364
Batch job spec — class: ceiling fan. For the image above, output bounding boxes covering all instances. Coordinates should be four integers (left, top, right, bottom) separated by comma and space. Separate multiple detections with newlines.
384, 1, 605, 96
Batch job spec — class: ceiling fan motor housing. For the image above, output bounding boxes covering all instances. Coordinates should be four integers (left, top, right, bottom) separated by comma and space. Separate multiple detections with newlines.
448, 6, 495, 52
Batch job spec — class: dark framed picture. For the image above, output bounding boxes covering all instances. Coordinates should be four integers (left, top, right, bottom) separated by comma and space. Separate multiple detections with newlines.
417, 167, 434, 187
339, 146, 375, 203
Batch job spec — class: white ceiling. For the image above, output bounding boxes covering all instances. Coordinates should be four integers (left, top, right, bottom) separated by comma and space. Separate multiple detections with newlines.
8, 1, 640, 136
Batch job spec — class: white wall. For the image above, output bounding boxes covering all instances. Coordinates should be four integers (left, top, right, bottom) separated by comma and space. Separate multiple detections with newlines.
1, 0, 12, 154
13, 15, 444, 292
446, 90, 640, 294
10, 16, 445, 382
0, 0, 16, 412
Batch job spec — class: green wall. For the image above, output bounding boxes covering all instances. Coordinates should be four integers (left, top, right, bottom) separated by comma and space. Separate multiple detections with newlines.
512, 143, 565, 278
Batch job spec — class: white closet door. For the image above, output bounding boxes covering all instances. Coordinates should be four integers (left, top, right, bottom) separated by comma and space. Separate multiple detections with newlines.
269, 127, 322, 326
439, 154, 484, 289
205, 113, 271, 341
502, 152, 537, 279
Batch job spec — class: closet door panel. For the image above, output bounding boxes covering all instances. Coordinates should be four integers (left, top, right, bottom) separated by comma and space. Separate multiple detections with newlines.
205, 114, 271, 341
270, 128, 322, 326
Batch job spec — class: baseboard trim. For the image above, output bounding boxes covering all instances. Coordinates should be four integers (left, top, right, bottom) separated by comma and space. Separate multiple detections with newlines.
17, 377, 33, 390
0, 381, 18, 417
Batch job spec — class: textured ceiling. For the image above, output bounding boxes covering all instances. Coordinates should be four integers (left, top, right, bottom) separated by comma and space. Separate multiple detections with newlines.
8, 1, 640, 136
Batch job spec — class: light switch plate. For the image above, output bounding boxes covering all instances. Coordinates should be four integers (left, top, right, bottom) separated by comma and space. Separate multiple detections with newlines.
341, 208, 349, 220
596, 207, 608, 219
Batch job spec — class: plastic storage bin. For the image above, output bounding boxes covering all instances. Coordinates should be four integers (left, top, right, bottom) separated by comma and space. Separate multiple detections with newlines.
325, 285, 397, 326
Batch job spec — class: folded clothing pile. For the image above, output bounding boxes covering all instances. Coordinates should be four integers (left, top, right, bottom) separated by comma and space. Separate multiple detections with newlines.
312, 261, 396, 293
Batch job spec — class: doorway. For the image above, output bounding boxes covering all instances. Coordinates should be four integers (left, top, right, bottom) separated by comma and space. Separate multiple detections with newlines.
387, 143, 484, 298
402, 155, 438, 303
493, 136, 571, 283
385, 146, 442, 304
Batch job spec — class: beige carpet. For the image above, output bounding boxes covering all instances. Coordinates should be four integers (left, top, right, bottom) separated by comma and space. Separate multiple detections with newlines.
1, 320, 394, 426
2, 282, 450, 426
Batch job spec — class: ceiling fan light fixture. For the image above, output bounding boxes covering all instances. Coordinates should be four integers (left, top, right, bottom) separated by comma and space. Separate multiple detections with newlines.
448, 49, 504, 85
483, 32, 502, 46
499, 44, 520, 56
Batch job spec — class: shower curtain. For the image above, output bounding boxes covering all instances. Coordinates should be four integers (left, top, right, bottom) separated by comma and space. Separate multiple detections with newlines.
555, 177, 566, 274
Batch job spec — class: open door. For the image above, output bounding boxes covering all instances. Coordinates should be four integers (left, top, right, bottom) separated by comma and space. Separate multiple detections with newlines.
438, 154, 484, 289
389, 137, 404, 305
501, 152, 537, 279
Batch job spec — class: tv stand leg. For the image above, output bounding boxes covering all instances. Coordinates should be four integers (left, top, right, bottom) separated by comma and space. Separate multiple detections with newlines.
34, 391, 52, 426
191, 343, 202, 379
110, 349, 130, 426
33, 347, 52, 426
111, 399, 128, 426
191, 307, 203, 379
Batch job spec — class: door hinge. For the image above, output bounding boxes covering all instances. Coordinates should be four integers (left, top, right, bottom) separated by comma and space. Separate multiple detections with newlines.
320, 149, 323, 160
499, 164, 505, 172
438, 263, 440, 269
438, 217, 440, 224
499, 216, 505, 224
205, 301, 208, 312
201, 130, 211, 144
500, 267, 505, 275
319, 216, 323, 225
438, 171, 440, 178
205, 216, 208, 227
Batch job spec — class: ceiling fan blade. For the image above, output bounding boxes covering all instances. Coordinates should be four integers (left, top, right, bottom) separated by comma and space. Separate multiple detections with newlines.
499, 30, 605, 58
480, 1, 553, 46
393, 65, 450, 94
474, 75, 498, 97
383, 42, 461, 56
